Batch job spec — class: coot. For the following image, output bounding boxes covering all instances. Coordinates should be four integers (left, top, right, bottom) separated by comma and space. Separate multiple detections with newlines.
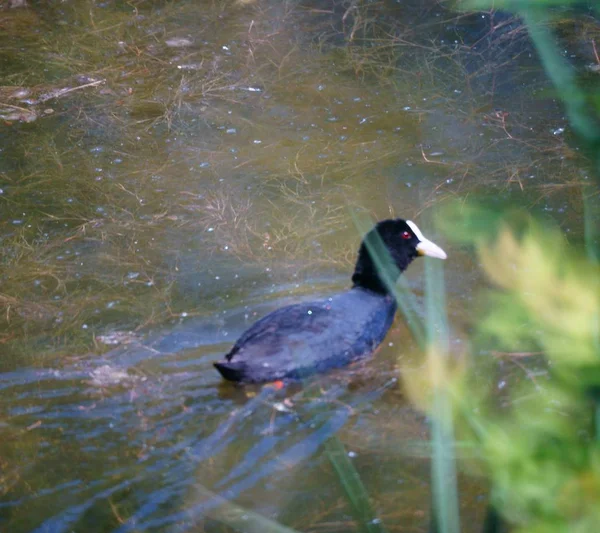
214, 219, 446, 383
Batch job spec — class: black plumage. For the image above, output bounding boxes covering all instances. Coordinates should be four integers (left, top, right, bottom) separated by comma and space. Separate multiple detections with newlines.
214, 219, 446, 383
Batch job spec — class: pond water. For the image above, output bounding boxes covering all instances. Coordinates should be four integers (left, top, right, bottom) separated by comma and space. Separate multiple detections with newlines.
0, 1, 591, 532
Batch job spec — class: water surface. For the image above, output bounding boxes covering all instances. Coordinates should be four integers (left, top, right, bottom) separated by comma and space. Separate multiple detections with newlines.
0, 1, 588, 531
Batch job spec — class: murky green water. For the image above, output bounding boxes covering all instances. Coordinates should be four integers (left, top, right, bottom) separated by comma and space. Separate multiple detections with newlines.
0, 1, 590, 531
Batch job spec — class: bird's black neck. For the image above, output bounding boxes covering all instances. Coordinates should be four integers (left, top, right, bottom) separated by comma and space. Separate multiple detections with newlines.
351, 272, 389, 294
351, 242, 403, 295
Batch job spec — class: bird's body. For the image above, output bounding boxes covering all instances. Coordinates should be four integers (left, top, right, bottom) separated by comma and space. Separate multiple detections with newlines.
214, 219, 446, 383
214, 288, 396, 383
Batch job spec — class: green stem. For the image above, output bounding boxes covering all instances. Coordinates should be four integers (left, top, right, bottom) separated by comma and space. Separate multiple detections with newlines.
425, 251, 460, 533
325, 437, 388, 533
521, 8, 599, 142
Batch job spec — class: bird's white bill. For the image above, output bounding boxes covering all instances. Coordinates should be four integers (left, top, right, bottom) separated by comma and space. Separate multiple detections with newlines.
407, 220, 447, 260
416, 238, 447, 260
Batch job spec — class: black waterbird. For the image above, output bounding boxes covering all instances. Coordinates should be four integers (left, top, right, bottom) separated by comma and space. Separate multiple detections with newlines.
214, 219, 447, 383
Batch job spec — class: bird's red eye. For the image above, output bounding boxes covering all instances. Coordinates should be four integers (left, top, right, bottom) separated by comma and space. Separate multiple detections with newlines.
401, 231, 412, 240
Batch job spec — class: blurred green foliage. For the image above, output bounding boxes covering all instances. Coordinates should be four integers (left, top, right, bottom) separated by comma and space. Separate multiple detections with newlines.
427, 3, 600, 530
446, 205, 600, 532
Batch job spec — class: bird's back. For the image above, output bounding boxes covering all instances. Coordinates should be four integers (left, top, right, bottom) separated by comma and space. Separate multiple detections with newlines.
214, 288, 397, 382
